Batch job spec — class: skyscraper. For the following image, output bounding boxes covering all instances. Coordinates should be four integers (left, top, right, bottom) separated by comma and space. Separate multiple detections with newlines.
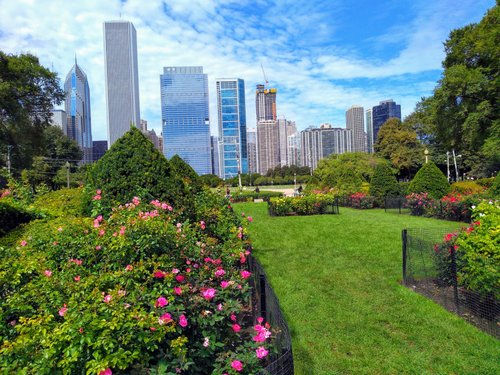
64, 60, 93, 163
103, 21, 140, 146
257, 120, 280, 174
365, 108, 374, 153
255, 84, 277, 121
246, 130, 258, 174
346, 105, 365, 152
160, 66, 211, 175
210, 136, 220, 177
216, 78, 247, 179
372, 99, 401, 144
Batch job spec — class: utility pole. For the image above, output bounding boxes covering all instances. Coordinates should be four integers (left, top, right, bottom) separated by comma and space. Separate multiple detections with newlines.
7, 145, 12, 175
446, 151, 450, 182
452, 149, 459, 181
65, 161, 70, 188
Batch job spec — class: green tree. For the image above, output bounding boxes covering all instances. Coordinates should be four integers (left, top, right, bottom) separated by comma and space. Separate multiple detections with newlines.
374, 118, 424, 178
411, 5, 499, 176
369, 162, 400, 202
314, 152, 380, 195
408, 161, 450, 199
0, 51, 64, 172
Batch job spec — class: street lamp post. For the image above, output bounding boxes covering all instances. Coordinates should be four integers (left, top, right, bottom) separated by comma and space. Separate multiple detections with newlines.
446, 151, 450, 182
424, 148, 429, 164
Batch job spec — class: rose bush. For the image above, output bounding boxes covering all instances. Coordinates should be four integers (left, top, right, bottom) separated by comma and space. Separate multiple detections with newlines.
0, 191, 275, 374
268, 194, 337, 216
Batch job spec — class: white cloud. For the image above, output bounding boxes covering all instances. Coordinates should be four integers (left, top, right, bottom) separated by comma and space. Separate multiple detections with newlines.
0, 0, 494, 142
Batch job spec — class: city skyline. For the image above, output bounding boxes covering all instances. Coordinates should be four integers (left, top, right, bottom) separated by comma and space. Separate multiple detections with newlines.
0, 0, 494, 141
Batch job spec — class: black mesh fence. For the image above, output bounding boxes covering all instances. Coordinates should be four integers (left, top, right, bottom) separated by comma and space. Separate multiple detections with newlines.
385, 197, 410, 214
402, 228, 499, 338
248, 256, 294, 375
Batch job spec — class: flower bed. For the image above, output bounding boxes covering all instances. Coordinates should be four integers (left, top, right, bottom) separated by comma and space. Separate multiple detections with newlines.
268, 194, 338, 216
0, 192, 277, 374
405, 192, 478, 222
230, 191, 284, 203
340, 192, 376, 209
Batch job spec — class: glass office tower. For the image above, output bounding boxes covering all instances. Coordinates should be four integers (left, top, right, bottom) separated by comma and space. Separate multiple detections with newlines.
160, 66, 211, 175
372, 99, 401, 144
64, 60, 93, 163
216, 78, 248, 179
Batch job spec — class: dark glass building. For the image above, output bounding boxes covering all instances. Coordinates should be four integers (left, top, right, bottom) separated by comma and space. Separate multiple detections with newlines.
372, 99, 401, 144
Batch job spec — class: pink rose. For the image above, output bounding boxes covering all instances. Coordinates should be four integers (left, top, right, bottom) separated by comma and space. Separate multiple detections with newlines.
179, 314, 188, 327
59, 304, 68, 316
240, 270, 251, 279
99, 368, 112, 375
44, 270, 52, 277
155, 296, 168, 308
232, 323, 241, 333
173, 286, 182, 295
231, 360, 243, 372
256, 346, 269, 359
125, 264, 133, 271
215, 268, 226, 277
247, 216, 253, 222
159, 313, 172, 325
202, 288, 217, 300
74, 276, 80, 282
20, 240, 27, 247
103, 294, 112, 303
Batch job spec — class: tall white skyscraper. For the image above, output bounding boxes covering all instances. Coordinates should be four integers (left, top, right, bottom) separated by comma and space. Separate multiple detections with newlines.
103, 21, 141, 146
346, 105, 366, 152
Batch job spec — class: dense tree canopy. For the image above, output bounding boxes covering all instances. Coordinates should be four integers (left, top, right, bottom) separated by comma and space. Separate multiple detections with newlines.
0, 51, 64, 171
374, 118, 423, 179
410, 5, 499, 176
314, 152, 380, 195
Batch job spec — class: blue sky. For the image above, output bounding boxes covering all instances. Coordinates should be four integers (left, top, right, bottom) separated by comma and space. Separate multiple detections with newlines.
0, 0, 495, 141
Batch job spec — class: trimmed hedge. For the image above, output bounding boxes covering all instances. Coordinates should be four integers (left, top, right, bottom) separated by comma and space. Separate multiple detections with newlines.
369, 162, 399, 203
0, 201, 36, 236
231, 191, 284, 203
408, 161, 450, 199
32, 188, 85, 217
169, 154, 203, 195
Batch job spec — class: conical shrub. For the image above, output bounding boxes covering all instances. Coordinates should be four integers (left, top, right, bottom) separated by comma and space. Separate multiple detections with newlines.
369, 162, 400, 203
169, 154, 203, 194
408, 161, 450, 199
86, 127, 192, 215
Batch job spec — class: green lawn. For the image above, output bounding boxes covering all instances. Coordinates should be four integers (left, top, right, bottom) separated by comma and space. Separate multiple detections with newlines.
234, 203, 499, 375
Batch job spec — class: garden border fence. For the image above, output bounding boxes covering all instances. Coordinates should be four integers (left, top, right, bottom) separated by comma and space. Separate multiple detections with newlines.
385, 197, 410, 214
402, 228, 499, 338
248, 255, 294, 375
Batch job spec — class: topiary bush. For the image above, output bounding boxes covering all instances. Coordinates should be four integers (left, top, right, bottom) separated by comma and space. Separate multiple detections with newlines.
0, 200, 36, 236
86, 127, 191, 217
369, 162, 400, 205
169, 154, 203, 195
408, 161, 450, 199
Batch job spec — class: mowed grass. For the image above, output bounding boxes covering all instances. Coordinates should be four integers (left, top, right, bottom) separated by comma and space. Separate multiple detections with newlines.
234, 203, 500, 375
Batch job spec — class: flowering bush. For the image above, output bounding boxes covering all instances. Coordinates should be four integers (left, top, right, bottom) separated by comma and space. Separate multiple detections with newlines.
344, 192, 376, 209
432, 201, 499, 301
455, 201, 500, 300
268, 194, 338, 216
0, 193, 274, 374
406, 192, 434, 216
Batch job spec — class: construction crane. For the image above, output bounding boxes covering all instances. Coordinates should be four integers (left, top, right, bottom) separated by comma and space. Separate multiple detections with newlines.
261, 63, 268, 88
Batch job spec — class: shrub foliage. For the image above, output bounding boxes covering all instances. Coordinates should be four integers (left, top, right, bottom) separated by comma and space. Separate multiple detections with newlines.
86, 128, 191, 216
369, 162, 400, 201
408, 161, 450, 199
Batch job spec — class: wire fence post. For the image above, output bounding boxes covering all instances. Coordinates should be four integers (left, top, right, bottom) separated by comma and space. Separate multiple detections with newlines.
450, 245, 460, 314
402, 229, 408, 284
259, 274, 267, 320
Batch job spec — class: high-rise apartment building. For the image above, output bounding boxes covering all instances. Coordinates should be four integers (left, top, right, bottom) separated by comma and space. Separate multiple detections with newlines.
64, 60, 93, 163
365, 108, 374, 153
372, 99, 401, 144
278, 119, 296, 166
300, 125, 352, 171
255, 84, 277, 121
160, 66, 211, 175
103, 21, 140, 146
247, 130, 258, 174
287, 133, 300, 167
346, 105, 365, 152
216, 78, 247, 179
257, 120, 280, 174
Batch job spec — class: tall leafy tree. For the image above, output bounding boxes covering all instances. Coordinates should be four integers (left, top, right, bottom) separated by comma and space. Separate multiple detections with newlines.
411, 5, 499, 176
374, 118, 423, 179
0, 51, 64, 172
